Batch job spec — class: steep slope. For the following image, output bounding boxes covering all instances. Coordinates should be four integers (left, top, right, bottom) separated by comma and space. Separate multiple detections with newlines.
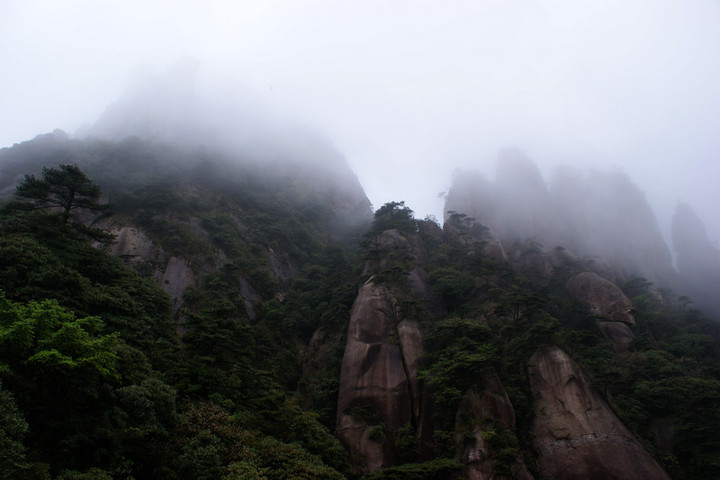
566, 272, 636, 351
0, 129, 370, 478
440, 156, 720, 479
336, 278, 424, 471
3, 124, 720, 480
336, 205, 434, 472
453, 375, 534, 480
529, 346, 670, 480
0, 131, 371, 311
337, 203, 681, 479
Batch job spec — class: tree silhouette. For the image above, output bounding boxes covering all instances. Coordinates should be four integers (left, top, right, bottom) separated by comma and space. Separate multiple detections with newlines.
15, 164, 109, 224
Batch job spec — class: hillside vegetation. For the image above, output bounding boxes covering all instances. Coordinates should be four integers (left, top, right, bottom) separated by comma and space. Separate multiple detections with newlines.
0, 134, 719, 479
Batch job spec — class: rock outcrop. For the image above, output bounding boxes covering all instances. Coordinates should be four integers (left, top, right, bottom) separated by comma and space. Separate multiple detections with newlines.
504, 240, 570, 286
100, 219, 265, 317
335, 279, 424, 471
529, 346, 671, 480
102, 223, 192, 313
455, 376, 534, 480
566, 272, 635, 350
337, 222, 440, 472
443, 216, 507, 266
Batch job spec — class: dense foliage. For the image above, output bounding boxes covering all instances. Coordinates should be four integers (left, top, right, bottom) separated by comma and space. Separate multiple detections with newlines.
1, 135, 720, 479
0, 137, 364, 479
0, 208, 178, 478
15, 163, 109, 226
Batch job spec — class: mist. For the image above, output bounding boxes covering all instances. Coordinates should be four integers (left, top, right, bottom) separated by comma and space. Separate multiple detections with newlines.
2, 0, 720, 247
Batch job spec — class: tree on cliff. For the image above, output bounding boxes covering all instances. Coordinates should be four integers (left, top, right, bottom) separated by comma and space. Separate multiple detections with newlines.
15, 164, 110, 224
369, 201, 416, 234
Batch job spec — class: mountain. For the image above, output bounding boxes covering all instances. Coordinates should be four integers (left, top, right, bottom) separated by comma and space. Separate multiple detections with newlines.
672, 202, 720, 317
0, 123, 372, 478
445, 149, 678, 289
1, 91, 720, 478
334, 198, 716, 479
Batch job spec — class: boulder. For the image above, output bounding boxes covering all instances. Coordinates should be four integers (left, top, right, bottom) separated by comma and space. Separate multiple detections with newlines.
567, 272, 635, 350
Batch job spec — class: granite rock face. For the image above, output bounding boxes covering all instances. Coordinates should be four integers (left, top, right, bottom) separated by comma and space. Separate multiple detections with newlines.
529, 346, 671, 480
443, 217, 507, 266
336, 222, 440, 472
566, 272, 635, 350
335, 279, 424, 471
102, 222, 191, 313
99, 219, 264, 317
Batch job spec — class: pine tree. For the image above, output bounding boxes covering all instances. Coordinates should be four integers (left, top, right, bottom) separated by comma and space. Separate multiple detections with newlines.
15, 164, 109, 224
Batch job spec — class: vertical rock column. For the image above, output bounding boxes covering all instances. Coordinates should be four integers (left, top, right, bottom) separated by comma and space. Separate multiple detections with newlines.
335, 279, 424, 472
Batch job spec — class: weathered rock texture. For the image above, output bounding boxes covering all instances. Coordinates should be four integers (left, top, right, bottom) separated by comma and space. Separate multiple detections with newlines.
102, 223, 192, 313
108, 224, 164, 270
101, 220, 263, 317
529, 346, 671, 480
158, 256, 194, 313
455, 376, 534, 480
335, 279, 424, 471
566, 272, 635, 350
337, 222, 441, 472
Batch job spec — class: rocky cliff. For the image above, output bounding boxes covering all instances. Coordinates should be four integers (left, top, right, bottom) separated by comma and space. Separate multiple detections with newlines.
336, 223, 432, 472
529, 346, 670, 480
334, 205, 686, 478
566, 272, 636, 351
335, 279, 424, 471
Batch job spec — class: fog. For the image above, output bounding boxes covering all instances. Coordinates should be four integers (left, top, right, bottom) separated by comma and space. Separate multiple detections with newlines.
2, 0, 720, 246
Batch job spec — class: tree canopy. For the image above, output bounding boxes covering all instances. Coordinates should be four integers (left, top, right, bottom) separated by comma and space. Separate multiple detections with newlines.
15, 164, 109, 224
368, 201, 416, 235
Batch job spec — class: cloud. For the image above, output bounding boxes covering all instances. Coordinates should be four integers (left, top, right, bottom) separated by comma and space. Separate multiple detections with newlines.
1, 0, 719, 243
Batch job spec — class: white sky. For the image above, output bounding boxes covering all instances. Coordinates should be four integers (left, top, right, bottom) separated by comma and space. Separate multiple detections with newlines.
2, 0, 720, 245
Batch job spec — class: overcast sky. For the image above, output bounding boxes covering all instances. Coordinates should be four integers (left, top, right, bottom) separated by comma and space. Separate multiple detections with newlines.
2, 0, 719, 246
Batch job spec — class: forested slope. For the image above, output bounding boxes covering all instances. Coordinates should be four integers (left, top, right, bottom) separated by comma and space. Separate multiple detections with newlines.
0, 134, 719, 479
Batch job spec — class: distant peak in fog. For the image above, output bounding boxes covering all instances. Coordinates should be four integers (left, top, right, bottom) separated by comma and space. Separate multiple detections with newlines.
91, 57, 201, 142
84, 58, 357, 179
671, 202, 720, 316
446, 149, 677, 287
496, 147, 547, 193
